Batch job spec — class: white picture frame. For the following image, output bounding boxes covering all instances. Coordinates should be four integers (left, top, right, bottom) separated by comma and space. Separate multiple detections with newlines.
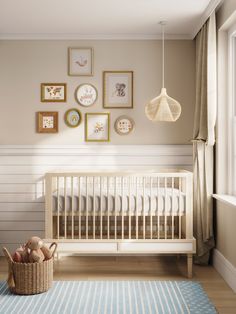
75, 84, 97, 107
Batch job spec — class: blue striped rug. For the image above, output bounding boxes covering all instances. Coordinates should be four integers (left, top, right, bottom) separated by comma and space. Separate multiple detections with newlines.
0, 281, 216, 314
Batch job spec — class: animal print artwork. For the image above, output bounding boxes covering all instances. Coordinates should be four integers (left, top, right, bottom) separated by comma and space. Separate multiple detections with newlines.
42, 116, 54, 128
103, 71, 133, 108
113, 83, 126, 97
75, 56, 88, 67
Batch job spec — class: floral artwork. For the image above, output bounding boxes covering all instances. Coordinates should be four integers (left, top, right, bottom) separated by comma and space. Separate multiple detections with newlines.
85, 113, 110, 142
75, 84, 97, 107
94, 122, 104, 133
41, 84, 66, 102
37, 112, 58, 133
68, 48, 93, 76
103, 71, 133, 108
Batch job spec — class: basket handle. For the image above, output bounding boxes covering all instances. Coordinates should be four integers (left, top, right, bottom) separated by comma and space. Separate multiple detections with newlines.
2, 247, 15, 291
49, 242, 57, 258
2, 247, 13, 264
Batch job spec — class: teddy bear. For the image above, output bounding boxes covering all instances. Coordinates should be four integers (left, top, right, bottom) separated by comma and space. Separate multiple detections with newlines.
12, 236, 54, 263
26, 236, 53, 263
12, 244, 29, 263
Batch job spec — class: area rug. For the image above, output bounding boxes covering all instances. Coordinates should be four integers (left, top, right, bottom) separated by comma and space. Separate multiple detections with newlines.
0, 281, 216, 314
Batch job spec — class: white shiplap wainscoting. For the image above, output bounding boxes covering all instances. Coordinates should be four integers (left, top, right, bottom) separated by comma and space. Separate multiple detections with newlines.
0, 145, 192, 255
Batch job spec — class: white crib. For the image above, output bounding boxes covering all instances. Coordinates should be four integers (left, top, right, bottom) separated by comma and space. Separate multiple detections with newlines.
44, 170, 196, 277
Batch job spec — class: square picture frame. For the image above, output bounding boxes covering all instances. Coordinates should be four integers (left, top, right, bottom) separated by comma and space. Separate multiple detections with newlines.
68, 47, 93, 76
103, 71, 133, 109
41, 83, 67, 102
37, 111, 58, 133
85, 113, 110, 142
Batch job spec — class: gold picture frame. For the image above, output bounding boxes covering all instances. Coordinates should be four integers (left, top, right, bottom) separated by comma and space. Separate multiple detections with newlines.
37, 112, 58, 133
114, 115, 135, 135
103, 71, 133, 109
64, 108, 82, 128
68, 47, 93, 76
41, 83, 67, 102
85, 113, 110, 142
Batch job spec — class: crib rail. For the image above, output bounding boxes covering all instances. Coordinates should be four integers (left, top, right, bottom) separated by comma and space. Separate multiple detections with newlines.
45, 171, 193, 241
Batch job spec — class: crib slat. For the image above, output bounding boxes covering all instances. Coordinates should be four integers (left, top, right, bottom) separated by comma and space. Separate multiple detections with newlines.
157, 177, 160, 239
164, 177, 167, 240
71, 176, 74, 239
64, 176, 67, 239
93, 177, 95, 240
122, 177, 124, 240
150, 177, 153, 239
129, 176, 131, 239
115, 177, 117, 240
78, 176, 81, 239
143, 177, 145, 239
86, 177, 88, 239
171, 177, 174, 239
57, 176, 59, 239
107, 177, 110, 240
100, 176, 103, 240
179, 178, 182, 239
136, 176, 138, 240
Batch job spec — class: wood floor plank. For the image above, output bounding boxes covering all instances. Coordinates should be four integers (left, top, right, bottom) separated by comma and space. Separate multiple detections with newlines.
0, 255, 235, 313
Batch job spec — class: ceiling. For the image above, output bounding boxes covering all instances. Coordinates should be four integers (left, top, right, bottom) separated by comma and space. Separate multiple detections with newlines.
0, 0, 222, 40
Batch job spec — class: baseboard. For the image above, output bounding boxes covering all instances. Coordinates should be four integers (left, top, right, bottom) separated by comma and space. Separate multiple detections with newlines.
213, 249, 236, 293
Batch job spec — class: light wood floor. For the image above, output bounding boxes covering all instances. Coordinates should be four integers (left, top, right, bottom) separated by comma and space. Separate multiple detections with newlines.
0, 255, 236, 313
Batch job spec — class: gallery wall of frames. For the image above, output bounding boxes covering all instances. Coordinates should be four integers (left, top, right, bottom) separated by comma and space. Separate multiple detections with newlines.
37, 47, 135, 142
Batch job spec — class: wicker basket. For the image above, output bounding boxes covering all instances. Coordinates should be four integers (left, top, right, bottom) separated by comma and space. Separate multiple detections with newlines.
2, 242, 57, 295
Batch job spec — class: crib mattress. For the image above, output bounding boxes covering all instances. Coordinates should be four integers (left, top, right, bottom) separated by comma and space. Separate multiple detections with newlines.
52, 189, 186, 216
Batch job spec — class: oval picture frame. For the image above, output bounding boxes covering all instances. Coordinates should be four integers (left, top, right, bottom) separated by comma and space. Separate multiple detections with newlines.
64, 108, 82, 128
114, 115, 135, 135
75, 83, 98, 107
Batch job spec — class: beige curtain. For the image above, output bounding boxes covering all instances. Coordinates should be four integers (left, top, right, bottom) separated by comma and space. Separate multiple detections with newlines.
193, 13, 216, 264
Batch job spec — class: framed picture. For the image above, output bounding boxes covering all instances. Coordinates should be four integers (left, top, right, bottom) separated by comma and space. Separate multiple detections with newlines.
64, 108, 82, 128
114, 115, 135, 135
41, 83, 66, 102
103, 71, 133, 108
68, 47, 93, 76
85, 113, 110, 142
75, 84, 97, 107
37, 112, 58, 133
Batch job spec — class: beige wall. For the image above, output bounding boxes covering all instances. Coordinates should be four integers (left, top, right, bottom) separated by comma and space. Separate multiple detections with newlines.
217, 0, 236, 29
0, 40, 195, 145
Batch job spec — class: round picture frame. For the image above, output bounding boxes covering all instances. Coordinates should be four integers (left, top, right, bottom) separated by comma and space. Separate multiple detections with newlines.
114, 115, 135, 135
75, 83, 98, 107
64, 108, 82, 128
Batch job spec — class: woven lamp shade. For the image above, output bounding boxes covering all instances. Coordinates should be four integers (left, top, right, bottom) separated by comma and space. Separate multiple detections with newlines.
145, 88, 181, 122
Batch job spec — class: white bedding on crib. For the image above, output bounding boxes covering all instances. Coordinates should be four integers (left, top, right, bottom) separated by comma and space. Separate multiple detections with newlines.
52, 188, 186, 216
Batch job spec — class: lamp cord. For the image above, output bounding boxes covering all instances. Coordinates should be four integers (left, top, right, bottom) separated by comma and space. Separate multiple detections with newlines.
162, 23, 165, 88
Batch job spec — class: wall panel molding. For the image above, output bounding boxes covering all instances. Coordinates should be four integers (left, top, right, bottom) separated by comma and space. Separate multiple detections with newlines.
0, 144, 192, 255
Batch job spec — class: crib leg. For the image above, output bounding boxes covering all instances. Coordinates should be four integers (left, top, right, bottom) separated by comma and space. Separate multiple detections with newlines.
187, 254, 193, 279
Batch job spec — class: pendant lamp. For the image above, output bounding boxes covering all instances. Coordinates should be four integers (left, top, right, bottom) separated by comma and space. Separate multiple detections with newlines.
145, 21, 181, 122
